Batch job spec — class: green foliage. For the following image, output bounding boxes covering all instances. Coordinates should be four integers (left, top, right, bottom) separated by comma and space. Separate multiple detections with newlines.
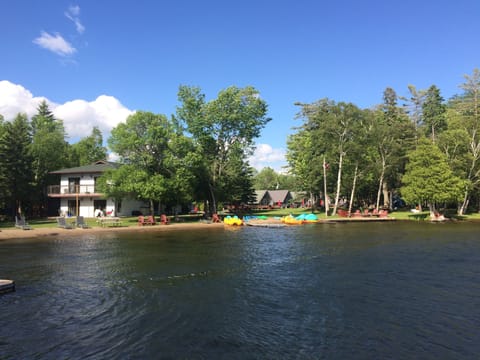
253, 167, 278, 190
30, 102, 70, 215
69, 127, 107, 166
401, 139, 464, 209
0, 113, 34, 215
176, 85, 270, 211
104, 111, 198, 213
422, 85, 447, 141
31, 100, 57, 135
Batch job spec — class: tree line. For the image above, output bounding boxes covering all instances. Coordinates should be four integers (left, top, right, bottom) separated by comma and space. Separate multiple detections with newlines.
0, 85, 270, 218
0, 101, 107, 217
287, 69, 480, 216
1, 69, 479, 218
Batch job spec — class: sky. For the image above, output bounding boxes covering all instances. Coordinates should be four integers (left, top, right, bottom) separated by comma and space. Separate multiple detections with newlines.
1, 0, 480, 172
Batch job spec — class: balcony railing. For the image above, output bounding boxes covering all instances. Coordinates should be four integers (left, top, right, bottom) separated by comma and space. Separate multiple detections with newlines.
47, 185, 101, 196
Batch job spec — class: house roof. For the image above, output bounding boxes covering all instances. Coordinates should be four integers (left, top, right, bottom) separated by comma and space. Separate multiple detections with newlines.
50, 160, 119, 175
268, 190, 291, 203
253, 190, 270, 204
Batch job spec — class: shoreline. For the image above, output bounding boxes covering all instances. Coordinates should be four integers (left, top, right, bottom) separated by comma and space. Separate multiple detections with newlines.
0, 222, 225, 241
0, 215, 470, 241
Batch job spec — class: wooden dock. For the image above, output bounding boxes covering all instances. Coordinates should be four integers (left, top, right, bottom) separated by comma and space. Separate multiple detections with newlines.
0, 279, 15, 294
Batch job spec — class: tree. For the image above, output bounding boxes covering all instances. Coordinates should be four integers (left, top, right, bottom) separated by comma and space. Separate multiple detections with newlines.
422, 85, 447, 142
106, 111, 197, 214
30, 101, 69, 215
286, 128, 323, 208
31, 100, 56, 135
404, 85, 426, 143
254, 167, 279, 190
372, 88, 415, 210
401, 138, 464, 214
291, 99, 365, 215
0, 113, 34, 216
453, 68, 480, 214
69, 127, 107, 166
176, 85, 270, 213
0, 116, 7, 210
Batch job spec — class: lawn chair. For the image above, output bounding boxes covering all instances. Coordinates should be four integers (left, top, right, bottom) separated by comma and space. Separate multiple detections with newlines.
160, 214, 169, 225
212, 213, 221, 223
76, 216, 90, 229
138, 216, 146, 226
147, 215, 156, 225
15, 215, 32, 230
57, 217, 73, 229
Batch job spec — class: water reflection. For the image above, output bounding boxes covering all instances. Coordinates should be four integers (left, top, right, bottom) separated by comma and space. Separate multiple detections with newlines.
1, 222, 479, 358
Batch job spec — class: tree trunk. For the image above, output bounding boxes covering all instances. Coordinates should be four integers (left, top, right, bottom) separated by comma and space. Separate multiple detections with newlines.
458, 189, 469, 215
375, 157, 386, 211
332, 152, 344, 216
428, 203, 436, 217
383, 182, 390, 209
376, 171, 384, 211
149, 199, 155, 216
348, 164, 358, 216
323, 155, 329, 217
208, 182, 217, 214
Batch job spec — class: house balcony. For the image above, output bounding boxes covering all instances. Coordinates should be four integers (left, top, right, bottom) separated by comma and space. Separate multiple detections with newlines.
47, 185, 104, 198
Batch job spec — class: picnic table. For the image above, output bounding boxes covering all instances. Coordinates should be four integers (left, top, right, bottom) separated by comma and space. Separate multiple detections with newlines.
97, 217, 122, 227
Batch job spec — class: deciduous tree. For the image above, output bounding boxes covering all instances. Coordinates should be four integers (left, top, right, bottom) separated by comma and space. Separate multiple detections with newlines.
176, 85, 270, 213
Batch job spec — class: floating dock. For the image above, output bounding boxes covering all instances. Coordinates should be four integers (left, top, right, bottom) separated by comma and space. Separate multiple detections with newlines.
0, 279, 15, 294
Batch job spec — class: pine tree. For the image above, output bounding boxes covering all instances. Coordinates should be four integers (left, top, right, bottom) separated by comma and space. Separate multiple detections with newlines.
401, 138, 464, 214
0, 114, 34, 216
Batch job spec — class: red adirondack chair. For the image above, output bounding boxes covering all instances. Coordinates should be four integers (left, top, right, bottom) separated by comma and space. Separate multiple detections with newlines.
147, 215, 156, 225
138, 216, 146, 226
212, 213, 221, 223
160, 214, 169, 225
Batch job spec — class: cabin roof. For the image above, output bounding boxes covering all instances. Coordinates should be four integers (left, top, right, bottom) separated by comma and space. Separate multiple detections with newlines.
268, 190, 291, 203
50, 160, 119, 175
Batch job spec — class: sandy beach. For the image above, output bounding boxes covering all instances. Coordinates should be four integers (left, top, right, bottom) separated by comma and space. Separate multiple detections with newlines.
0, 222, 225, 241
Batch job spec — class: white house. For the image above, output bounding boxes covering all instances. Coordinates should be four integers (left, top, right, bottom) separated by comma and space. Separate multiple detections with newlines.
48, 160, 147, 217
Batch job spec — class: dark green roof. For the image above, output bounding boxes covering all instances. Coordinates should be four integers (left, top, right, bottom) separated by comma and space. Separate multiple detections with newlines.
50, 160, 120, 175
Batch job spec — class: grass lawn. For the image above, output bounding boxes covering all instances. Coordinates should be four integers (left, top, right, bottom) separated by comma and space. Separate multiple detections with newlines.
1, 209, 479, 230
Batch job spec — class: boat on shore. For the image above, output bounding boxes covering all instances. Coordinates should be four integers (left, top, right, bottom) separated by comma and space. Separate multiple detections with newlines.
282, 215, 304, 225
223, 215, 243, 226
244, 217, 286, 228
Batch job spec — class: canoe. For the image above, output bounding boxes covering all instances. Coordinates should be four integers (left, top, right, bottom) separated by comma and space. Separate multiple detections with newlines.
245, 222, 287, 228
0, 279, 15, 294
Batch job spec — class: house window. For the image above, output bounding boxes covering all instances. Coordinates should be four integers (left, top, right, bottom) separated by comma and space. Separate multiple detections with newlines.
94, 177, 100, 193
68, 177, 80, 193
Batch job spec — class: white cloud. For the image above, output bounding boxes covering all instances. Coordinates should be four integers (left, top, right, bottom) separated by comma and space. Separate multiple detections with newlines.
0, 80, 48, 119
65, 5, 85, 34
0, 80, 134, 141
33, 31, 77, 56
54, 95, 134, 138
249, 143, 288, 173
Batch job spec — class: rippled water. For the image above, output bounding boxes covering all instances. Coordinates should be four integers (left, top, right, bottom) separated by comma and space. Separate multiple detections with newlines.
1, 222, 479, 359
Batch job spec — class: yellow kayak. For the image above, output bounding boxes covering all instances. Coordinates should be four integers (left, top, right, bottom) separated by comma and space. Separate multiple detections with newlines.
224, 215, 243, 226
281, 215, 304, 225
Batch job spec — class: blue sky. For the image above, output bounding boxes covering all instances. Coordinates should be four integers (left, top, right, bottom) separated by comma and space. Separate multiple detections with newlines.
1, 0, 479, 171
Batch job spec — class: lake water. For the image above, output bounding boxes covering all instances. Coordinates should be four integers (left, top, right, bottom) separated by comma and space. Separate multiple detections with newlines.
1, 222, 479, 359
